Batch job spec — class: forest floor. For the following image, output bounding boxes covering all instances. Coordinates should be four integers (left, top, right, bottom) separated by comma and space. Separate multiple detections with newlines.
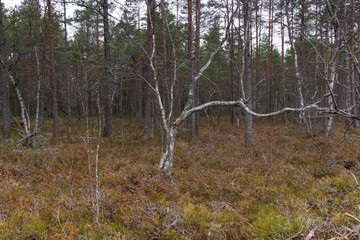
1, 117, 360, 239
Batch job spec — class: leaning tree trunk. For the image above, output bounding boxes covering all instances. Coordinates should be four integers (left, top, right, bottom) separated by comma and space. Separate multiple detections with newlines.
1, 66, 31, 137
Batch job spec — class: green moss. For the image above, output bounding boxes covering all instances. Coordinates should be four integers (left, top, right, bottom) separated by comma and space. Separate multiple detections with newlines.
1, 210, 48, 239
252, 206, 303, 239
183, 203, 213, 229
218, 210, 236, 223
23, 215, 48, 239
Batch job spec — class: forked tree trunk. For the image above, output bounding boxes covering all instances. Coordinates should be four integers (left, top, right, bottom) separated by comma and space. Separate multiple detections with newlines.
158, 98, 326, 175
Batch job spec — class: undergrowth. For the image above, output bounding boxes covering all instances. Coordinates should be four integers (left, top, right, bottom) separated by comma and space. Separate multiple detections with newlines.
1, 117, 360, 239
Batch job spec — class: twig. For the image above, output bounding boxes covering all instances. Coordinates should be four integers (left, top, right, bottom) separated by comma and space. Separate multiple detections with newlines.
348, 171, 360, 188
303, 229, 316, 240
345, 212, 360, 223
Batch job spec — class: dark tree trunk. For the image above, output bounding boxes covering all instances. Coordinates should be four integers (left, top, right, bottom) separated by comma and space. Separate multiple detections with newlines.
144, 0, 156, 139
102, 0, 113, 137
267, 0, 274, 113
243, 0, 254, 146
192, 0, 201, 136
0, 0, 10, 140
47, 0, 59, 138
187, 0, 195, 136
229, 0, 235, 125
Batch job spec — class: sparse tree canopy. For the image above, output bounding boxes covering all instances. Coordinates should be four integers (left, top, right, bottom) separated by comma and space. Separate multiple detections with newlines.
0, 0, 359, 168
1, 0, 360, 238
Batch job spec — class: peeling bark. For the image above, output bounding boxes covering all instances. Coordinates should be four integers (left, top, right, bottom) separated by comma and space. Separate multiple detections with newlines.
159, 128, 176, 175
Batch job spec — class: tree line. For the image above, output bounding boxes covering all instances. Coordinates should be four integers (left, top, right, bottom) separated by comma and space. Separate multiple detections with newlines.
0, 0, 359, 173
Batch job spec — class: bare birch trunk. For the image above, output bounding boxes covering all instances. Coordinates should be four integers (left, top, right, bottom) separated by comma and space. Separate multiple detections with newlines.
34, 47, 42, 133
159, 127, 176, 175
151, 0, 359, 176
325, 64, 336, 137
285, 0, 312, 136
94, 142, 100, 224
1, 65, 31, 136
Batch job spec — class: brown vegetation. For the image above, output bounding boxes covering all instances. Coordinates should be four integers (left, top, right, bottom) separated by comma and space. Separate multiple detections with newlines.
1, 117, 360, 239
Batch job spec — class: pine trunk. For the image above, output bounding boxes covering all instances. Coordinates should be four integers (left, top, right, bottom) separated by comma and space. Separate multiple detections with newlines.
0, 0, 10, 140
243, 0, 254, 146
47, 0, 59, 138
102, 0, 113, 137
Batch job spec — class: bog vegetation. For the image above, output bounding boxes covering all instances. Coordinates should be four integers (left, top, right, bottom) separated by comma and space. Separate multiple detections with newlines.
1, 117, 360, 239
1, 0, 360, 238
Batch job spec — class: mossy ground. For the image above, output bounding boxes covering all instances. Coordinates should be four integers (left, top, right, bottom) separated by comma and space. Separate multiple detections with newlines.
1, 116, 360, 239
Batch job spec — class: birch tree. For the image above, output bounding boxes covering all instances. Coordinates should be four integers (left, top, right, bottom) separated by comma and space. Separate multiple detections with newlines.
146, 0, 360, 175
141, 0, 240, 174
187, 0, 201, 137
285, 0, 313, 136
324, 0, 340, 137
142, 0, 297, 175
0, 0, 45, 145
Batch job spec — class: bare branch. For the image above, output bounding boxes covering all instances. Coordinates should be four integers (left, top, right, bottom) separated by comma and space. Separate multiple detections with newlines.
345, 212, 360, 223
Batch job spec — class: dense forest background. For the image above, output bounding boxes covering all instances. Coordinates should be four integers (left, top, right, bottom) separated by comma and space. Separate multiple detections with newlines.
1, 0, 359, 142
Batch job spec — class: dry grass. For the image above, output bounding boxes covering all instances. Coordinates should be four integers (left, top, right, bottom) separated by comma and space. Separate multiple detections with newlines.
1, 116, 360, 239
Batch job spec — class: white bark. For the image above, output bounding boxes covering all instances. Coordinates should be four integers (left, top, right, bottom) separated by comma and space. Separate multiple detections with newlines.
285, 0, 312, 136
34, 47, 42, 134
159, 127, 176, 175
0, 57, 31, 136
325, 64, 336, 137
323, 0, 341, 136
158, 98, 327, 174
94, 142, 100, 224
155, 26, 232, 174
144, 1, 355, 175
